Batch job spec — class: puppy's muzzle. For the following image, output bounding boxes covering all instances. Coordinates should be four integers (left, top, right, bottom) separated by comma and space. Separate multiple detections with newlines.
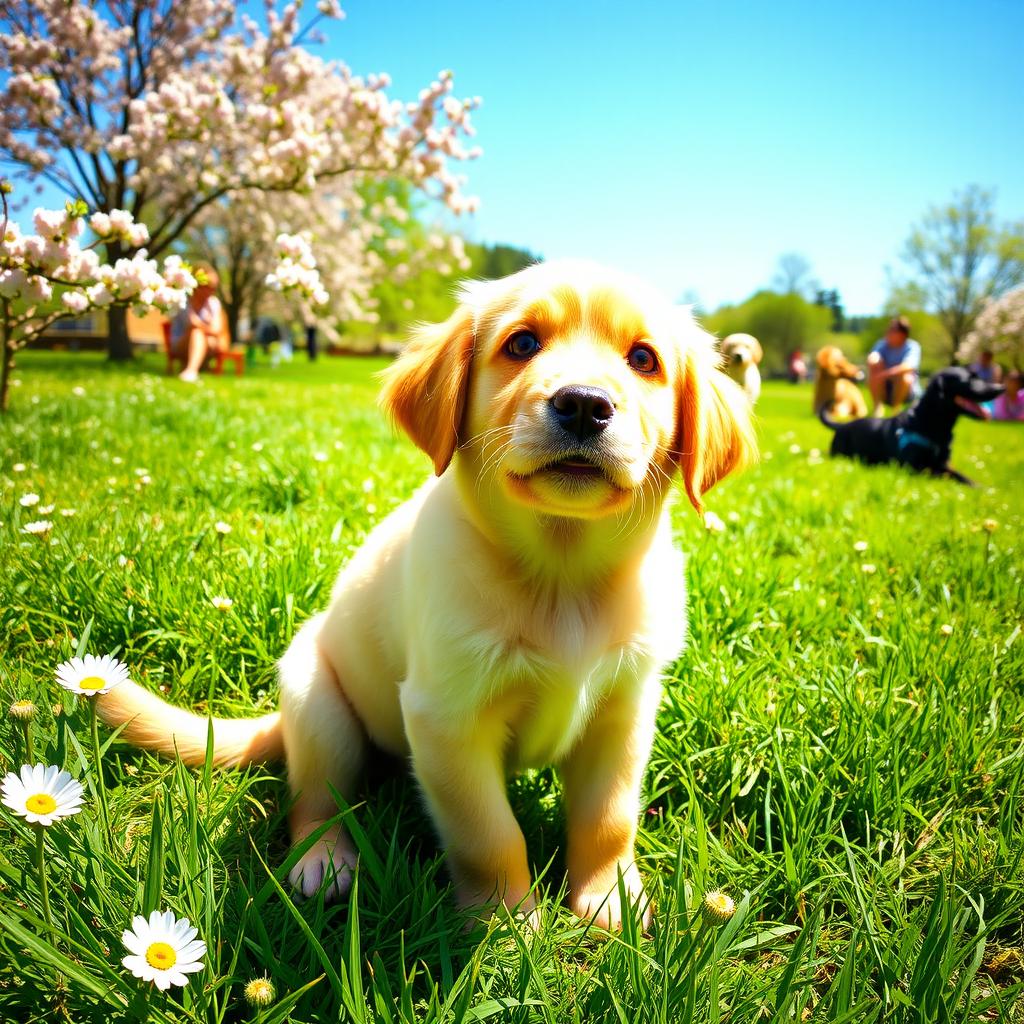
549, 385, 615, 442
731, 352, 744, 365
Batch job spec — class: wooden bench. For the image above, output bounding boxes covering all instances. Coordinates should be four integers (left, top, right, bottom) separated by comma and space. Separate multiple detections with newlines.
212, 348, 245, 376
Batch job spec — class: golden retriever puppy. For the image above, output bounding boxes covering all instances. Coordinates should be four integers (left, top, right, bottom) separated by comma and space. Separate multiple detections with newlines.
813, 345, 867, 418
719, 333, 763, 404
97, 261, 756, 930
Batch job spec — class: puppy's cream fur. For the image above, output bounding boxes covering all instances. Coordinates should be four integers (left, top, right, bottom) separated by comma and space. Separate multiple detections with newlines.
98, 261, 755, 929
719, 333, 763, 404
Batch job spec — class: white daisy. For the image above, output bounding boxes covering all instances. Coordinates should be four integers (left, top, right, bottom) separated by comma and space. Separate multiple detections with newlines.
1, 763, 85, 826
211, 595, 233, 612
853, 540, 868, 553
38, 504, 55, 515
60, 508, 77, 517
214, 521, 231, 535
121, 909, 207, 991
23, 520, 53, 535
20, 493, 40, 507
55, 654, 130, 697
703, 510, 726, 534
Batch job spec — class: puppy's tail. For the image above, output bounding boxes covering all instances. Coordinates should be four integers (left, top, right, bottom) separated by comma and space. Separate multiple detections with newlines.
818, 405, 840, 431
96, 681, 283, 768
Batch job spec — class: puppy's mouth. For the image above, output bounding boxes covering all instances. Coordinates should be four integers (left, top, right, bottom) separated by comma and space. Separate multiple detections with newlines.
954, 395, 988, 419
539, 456, 607, 479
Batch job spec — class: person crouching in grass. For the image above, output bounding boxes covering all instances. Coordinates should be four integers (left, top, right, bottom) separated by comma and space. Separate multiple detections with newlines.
867, 315, 921, 416
171, 267, 228, 383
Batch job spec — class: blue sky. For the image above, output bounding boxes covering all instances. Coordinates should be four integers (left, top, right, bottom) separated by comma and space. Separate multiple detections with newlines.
327, 0, 1024, 314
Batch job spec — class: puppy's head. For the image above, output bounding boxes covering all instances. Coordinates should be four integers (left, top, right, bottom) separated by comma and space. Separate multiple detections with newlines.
928, 366, 1004, 419
379, 261, 756, 520
816, 346, 862, 380
720, 334, 763, 370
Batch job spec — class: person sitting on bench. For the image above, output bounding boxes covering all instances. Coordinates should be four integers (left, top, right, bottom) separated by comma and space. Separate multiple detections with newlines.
170, 267, 227, 382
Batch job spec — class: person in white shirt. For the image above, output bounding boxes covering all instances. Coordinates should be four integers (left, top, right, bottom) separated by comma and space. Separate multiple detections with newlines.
171, 268, 227, 382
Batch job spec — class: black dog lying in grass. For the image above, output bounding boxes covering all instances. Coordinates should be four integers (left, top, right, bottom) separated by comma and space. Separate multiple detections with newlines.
819, 366, 1004, 485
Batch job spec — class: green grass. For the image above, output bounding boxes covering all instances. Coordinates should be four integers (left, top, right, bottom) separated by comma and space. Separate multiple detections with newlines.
2, 351, 1023, 1023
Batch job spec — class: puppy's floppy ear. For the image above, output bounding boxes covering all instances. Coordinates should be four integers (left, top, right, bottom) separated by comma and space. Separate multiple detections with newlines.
674, 345, 758, 514
378, 304, 475, 476
751, 338, 763, 364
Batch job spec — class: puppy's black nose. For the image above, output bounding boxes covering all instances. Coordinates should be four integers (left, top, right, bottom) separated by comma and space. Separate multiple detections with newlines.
732, 352, 743, 364
549, 385, 615, 440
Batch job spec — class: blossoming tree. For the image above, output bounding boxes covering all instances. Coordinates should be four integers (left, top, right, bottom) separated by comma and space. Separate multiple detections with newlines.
0, 0, 480, 359
187, 178, 473, 348
958, 286, 1024, 371
0, 185, 197, 411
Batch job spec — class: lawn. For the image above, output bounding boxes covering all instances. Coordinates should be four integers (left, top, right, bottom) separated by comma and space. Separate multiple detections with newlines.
1, 351, 1023, 1023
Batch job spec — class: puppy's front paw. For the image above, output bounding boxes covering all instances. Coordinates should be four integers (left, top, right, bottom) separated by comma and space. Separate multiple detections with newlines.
570, 863, 652, 931
288, 831, 357, 901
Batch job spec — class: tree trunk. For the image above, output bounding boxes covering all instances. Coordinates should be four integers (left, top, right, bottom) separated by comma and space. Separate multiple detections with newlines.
1, 305, 13, 415
225, 299, 241, 349
107, 303, 134, 361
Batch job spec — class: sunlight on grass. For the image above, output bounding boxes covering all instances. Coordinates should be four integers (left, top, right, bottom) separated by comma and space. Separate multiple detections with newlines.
2, 352, 1023, 1021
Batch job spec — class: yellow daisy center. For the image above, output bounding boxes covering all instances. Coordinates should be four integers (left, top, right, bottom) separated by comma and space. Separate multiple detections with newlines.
26, 793, 57, 814
145, 942, 177, 970
78, 675, 107, 691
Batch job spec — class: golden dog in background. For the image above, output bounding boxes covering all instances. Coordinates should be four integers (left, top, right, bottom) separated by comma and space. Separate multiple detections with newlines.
97, 261, 756, 929
813, 345, 867, 418
720, 333, 763, 404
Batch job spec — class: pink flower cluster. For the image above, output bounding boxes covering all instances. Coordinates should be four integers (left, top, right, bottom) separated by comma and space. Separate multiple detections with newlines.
0, 189, 198, 351
265, 232, 329, 307
960, 286, 1024, 367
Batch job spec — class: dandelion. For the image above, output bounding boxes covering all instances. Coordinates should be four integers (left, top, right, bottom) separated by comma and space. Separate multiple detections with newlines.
121, 909, 207, 991
940, 623, 954, 637
214, 520, 231, 535
212, 595, 233, 612
244, 976, 276, 1008
982, 519, 998, 533
701, 890, 736, 925
860, 563, 877, 575
853, 540, 868, 552
1, 764, 84, 827
19, 492, 39, 507
9, 699, 36, 722
703, 511, 726, 534
23, 520, 53, 535
9, 699, 37, 762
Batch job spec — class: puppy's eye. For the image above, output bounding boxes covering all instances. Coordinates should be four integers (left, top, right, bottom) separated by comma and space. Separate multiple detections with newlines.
628, 344, 659, 374
505, 331, 540, 359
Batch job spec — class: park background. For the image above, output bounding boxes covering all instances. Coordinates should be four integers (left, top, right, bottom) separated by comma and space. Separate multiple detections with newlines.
2, 1, 1024, 1022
